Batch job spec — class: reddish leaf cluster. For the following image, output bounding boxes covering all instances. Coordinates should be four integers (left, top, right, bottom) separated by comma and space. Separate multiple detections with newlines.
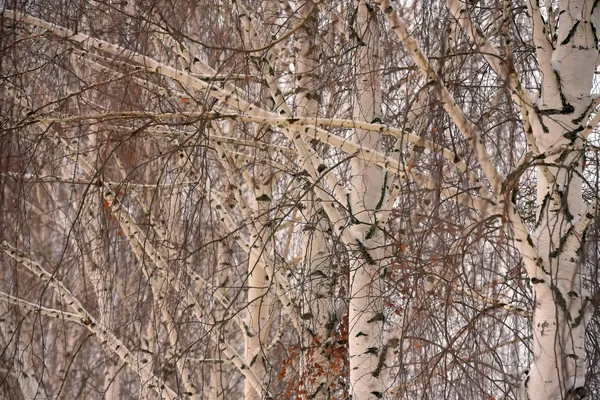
280, 317, 349, 399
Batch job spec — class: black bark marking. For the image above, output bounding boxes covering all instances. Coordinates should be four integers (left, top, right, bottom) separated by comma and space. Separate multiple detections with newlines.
560, 20, 581, 45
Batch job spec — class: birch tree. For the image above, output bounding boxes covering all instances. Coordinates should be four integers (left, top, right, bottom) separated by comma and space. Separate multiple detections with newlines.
1, 1, 600, 399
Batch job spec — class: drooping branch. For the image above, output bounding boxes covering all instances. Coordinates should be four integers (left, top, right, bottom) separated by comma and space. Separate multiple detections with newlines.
38, 111, 481, 192
0, 290, 84, 324
374, 1, 504, 198
0, 242, 179, 399
445, 0, 546, 165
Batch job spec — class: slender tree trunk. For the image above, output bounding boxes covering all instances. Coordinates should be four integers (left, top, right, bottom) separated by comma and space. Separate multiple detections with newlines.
245, 146, 274, 400
294, 3, 343, 398
348, 2, 386, 398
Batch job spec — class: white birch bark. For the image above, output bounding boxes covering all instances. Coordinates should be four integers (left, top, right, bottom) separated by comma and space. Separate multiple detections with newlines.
3, 2, 600, 398
294, 3, 343, 397
244, 178, 273, 400
348, 2, 386, 398
524, 2, 598, 398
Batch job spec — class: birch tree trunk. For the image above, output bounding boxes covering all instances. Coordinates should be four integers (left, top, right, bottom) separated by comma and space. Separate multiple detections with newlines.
348, 2, 386, 398
295, 2, 341, 398
244, 161, 274, 400
525, 2, 598, 398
